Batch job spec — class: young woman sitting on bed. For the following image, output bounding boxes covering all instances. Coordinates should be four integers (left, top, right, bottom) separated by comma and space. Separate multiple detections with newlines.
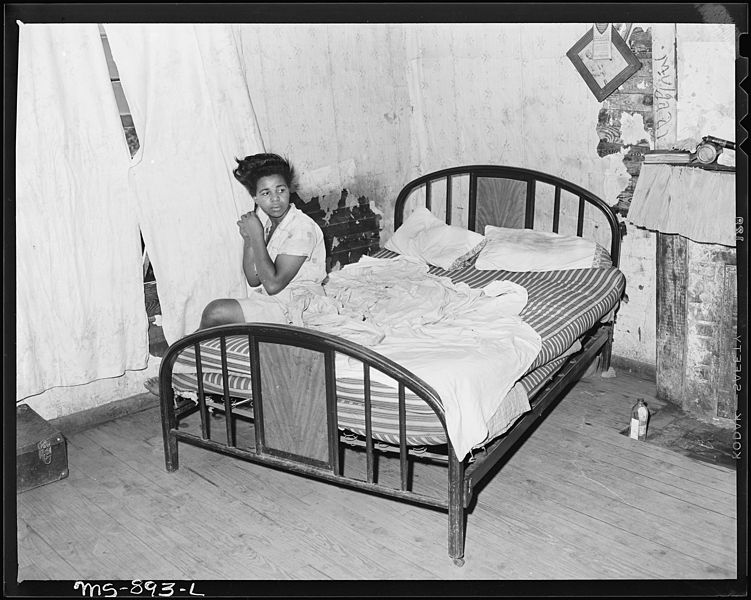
145, 153, 327, 395
201, 152, 327, 327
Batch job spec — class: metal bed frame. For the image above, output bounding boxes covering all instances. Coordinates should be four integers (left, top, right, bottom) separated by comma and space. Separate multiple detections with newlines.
158, 165, 623, 567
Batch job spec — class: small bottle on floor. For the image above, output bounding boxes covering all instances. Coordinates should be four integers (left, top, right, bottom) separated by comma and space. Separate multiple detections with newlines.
629, 399, 649, 441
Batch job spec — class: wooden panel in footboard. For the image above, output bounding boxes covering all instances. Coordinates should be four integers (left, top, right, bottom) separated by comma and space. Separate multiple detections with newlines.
256, 342, 332, 466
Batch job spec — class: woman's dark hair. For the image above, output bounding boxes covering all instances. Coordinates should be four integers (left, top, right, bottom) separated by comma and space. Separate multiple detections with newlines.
233, 153, 295, 196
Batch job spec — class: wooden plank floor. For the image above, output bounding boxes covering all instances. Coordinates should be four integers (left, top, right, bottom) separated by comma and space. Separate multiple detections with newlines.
15, 369, 738, 582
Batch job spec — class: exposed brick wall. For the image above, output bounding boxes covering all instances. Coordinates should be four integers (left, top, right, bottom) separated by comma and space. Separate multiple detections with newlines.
293, 191, 382, 270
596, 27, 654, 218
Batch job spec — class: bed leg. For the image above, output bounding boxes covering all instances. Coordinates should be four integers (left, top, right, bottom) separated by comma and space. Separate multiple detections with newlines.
448, 449, 466, 566
160, 384, 179, 472
599, 325, 614, 372
164, 433, 179, 472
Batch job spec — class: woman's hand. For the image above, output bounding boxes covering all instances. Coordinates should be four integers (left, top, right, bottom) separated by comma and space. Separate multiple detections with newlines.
237, 210, 265, 241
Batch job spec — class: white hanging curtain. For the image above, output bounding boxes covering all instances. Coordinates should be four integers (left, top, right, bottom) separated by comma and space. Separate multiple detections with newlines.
104, 24, 265, 343
16, 23, 149, 401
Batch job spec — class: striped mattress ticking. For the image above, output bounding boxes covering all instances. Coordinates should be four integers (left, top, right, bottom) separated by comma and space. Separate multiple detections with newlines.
169, 253, 624, 448
171, 349, 569, 447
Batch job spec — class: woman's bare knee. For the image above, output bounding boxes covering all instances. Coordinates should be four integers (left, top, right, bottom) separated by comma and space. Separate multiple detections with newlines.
199, 299, 244, 329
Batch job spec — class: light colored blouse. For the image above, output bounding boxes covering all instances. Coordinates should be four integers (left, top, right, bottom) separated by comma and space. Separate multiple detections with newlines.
258, 203, 327, 295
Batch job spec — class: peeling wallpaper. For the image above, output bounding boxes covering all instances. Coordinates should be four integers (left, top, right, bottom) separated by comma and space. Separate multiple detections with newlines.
234, 22, 735, 373
236, 22, 662, 368
238, 23, 623, 239
26, 23, 736, 418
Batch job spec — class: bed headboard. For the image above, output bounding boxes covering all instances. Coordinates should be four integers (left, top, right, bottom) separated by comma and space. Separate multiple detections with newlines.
393, 165, 622, 267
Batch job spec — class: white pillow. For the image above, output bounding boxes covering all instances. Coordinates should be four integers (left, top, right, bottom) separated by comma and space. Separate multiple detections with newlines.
474, 225, 597, 272
385, 207, 485, 270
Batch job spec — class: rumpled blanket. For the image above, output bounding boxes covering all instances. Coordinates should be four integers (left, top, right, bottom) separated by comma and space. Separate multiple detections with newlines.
299, 255, 542, 460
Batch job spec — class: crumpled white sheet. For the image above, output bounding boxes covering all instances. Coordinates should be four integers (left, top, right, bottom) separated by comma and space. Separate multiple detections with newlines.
302, 255, 542, 460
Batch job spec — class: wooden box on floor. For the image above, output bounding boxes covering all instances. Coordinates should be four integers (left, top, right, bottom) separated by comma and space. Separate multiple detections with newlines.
16, 403, 69, 493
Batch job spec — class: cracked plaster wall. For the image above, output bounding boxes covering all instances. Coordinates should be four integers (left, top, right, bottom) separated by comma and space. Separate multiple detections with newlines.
237, 23, 674, 367
239, 23, 735, 368
29, 23, 736, 419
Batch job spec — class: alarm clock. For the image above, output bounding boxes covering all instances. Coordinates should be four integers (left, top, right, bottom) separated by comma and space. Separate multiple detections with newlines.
694, 136, 735, 165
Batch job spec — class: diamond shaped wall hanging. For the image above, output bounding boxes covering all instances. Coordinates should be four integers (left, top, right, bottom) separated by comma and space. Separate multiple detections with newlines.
567, 24, 642, 102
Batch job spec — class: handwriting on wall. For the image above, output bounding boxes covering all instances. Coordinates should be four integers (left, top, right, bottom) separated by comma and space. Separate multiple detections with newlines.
654, 53, 676, 141
651, 26, 677, 147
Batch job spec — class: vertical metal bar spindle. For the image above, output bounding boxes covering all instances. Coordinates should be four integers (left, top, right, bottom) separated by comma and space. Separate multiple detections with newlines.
194, 343, 209, 440
249, 335, 264, 454
525, 179, 536, 229
398, 383, 408, 491
363, 364, 374, 483
325, 350, 340, 475
577, 196, 585, 236
552, 186, 561, 233
468, 173, 478, 232
219, 336, 234, 447
425, 180, 432, 211
445, 176, 453, 225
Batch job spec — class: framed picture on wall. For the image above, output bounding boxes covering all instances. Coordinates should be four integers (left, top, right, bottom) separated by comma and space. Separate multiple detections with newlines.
567, 25, 642, 102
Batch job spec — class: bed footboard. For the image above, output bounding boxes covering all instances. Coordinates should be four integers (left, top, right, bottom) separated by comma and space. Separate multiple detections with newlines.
158, 323, 469, 565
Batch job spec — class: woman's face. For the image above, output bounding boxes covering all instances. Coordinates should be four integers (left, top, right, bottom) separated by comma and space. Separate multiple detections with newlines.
253, 174, 291, 219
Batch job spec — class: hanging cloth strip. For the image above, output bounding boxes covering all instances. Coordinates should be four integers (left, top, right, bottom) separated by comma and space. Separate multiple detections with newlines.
105, 24, 265, 343
16, 23, 148, 401
628, 164, 736, 247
